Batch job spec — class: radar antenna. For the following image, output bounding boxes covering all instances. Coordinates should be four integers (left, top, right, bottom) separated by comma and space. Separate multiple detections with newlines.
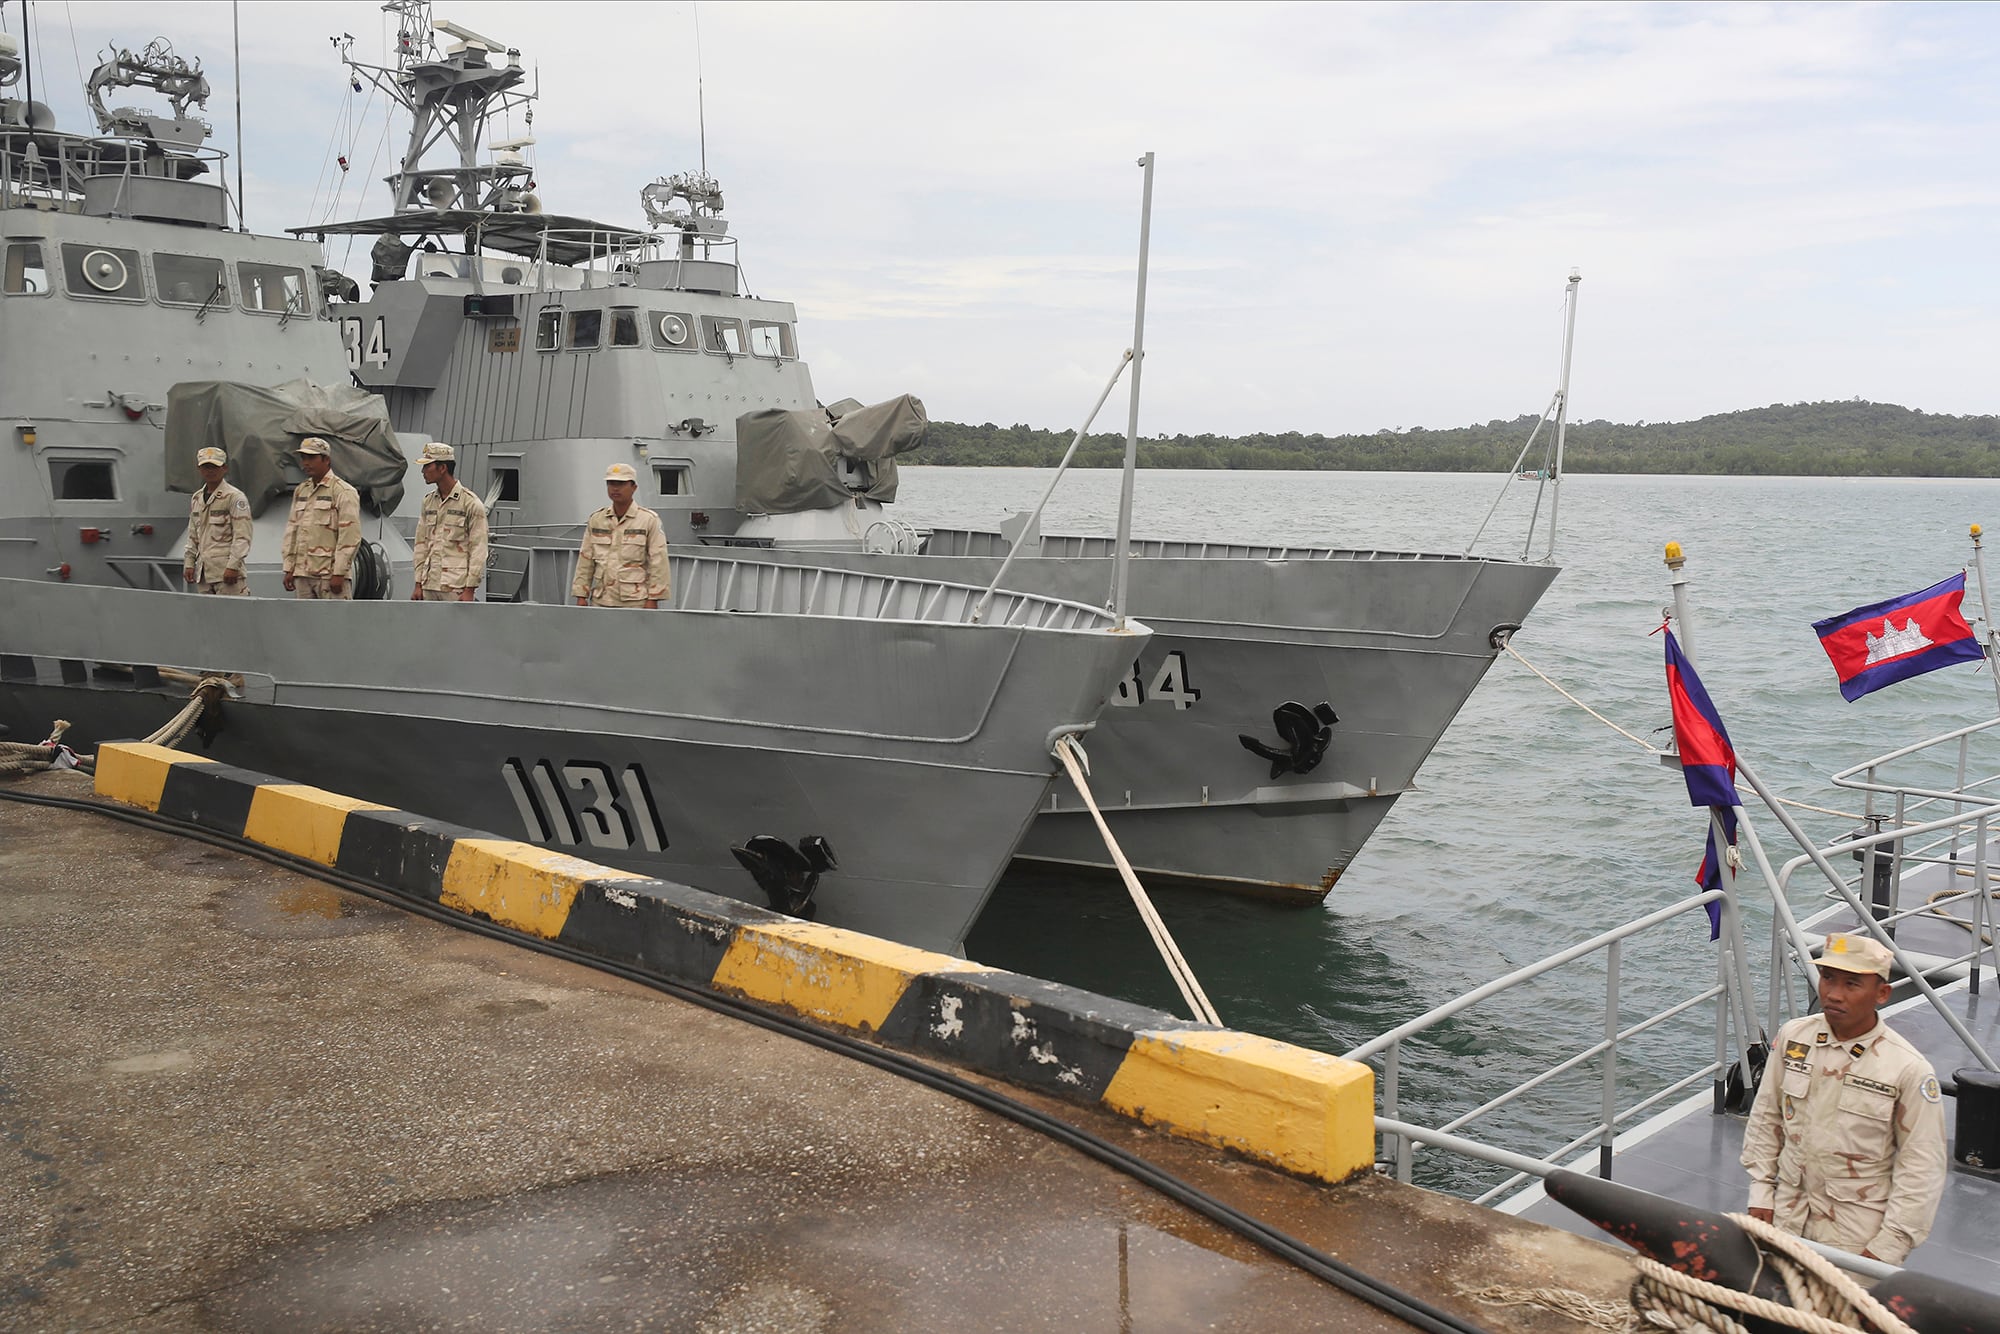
640, 171, 728, 259
85, 38, 211, 145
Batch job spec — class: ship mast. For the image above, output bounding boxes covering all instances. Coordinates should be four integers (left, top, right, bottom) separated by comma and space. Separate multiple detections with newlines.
337, 0, 536, 216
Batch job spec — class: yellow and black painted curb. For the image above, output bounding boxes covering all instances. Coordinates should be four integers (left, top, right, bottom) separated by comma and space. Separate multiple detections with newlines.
95, 740, 1376, 1183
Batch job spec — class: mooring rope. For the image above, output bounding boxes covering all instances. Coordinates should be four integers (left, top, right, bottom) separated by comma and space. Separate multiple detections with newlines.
1627, 1214, 1916, 1334
0, 719, 91, 778
139, 676, 231, 749
1051, 734, 1221, 1026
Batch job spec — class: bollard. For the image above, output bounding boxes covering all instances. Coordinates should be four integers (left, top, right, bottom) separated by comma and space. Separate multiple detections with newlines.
1955, 1068, 2000, 1174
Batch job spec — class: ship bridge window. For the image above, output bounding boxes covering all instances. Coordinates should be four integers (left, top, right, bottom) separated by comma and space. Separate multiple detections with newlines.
748, 321, 796, 360
50, 458, 118, 500
653, 463, 690, 496
240, 262, 308, 315
652, 311, 695, 351
535, 307, 562, 351
155, 253, 227, 307
3, 242, 49, 295
702, 315, 745, 356
609, 307, 642, 348
568, 310, 602, 350
61, 244, 145, 301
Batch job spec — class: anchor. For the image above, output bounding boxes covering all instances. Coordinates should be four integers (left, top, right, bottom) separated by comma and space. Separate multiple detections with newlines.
730, 834, 837, 918
1238, 701, 1338, 779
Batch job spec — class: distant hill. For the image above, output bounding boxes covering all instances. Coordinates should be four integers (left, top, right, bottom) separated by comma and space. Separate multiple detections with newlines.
911, 400, 2000, 476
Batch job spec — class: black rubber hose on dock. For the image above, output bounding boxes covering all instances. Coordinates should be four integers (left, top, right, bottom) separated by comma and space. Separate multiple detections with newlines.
0, 786, 1494, 1334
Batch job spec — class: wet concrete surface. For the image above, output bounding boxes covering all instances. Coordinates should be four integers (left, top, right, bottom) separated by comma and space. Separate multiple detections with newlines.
0, 771, 1637, 1331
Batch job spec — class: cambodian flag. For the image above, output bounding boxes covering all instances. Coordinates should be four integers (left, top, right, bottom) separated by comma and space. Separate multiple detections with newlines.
1695, 808, 1737, 940
1664, 630, 1741, 809
1812, 573, 1985, 702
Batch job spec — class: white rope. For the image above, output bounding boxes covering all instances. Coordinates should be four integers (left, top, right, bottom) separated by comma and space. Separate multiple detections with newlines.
1500, 642, 1860, 822
1463, 1282, 1638, 1331
0, 720, 92, 777
1051, 735, 1221, 1025
1628, 1214, 1918, 1334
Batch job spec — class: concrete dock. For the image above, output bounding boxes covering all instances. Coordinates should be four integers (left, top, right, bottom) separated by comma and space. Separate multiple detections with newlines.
2, 767, 1636, 1332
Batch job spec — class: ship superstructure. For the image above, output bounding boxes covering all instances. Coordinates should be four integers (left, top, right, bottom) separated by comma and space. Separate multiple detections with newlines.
0, 34, 346, 590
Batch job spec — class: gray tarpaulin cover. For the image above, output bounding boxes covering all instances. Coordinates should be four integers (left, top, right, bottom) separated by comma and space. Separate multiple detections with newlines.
735, 394, 927, 514
164, 379, 410, 516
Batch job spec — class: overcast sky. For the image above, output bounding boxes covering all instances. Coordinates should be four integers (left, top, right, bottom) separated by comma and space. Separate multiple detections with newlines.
9, 2, 1999, 435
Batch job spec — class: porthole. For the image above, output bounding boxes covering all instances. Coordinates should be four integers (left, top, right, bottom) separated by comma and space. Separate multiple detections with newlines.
81, 249, 129, 292
659, 314, 688, 346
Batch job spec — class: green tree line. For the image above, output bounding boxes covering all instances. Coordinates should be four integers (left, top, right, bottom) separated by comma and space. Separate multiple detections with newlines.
910, 400, 2000, 476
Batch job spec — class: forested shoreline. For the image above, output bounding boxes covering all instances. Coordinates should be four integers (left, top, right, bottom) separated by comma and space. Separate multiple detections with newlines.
911, 401, 2000, 476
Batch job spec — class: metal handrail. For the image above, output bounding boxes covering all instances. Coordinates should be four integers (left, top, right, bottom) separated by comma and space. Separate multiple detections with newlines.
1345, 890, 1722, 1062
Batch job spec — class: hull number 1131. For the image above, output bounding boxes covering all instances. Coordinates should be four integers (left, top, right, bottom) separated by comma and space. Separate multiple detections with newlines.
501, 758, 669, 852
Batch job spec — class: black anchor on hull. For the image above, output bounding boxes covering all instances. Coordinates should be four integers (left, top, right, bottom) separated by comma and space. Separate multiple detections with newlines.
1238, 701, 1338, 779
731, 834, 837, 918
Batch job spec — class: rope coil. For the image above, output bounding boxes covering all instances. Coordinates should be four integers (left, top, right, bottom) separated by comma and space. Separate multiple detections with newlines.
1629, 1214, 1917, 1334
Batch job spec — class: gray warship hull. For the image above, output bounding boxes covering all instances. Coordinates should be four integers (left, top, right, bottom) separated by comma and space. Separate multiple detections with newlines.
711, 536, 1559, 895
0, 563, 1148, 952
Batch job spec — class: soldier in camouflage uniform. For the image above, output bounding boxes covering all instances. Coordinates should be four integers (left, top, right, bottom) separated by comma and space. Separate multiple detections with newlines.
182, 446, 252, 595
571, 462, 670, 608
1742, 933, 1947, 1263
280, 437, 362, 599
409, 442, 489, 601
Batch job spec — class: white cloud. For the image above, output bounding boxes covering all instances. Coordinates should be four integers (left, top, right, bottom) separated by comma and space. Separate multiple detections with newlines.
11, 1, 2000, 433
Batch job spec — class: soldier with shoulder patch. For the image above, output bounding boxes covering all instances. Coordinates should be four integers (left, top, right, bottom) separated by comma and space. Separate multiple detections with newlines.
409, 443, 488, 601
182, 446, 252, 594
571, 462, 669, 609
1741, 932, 1947, 1263
281, 437, 362, 599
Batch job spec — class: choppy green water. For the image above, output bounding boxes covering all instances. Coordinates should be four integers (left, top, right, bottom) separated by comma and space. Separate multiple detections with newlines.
900, 467, 2000, 1194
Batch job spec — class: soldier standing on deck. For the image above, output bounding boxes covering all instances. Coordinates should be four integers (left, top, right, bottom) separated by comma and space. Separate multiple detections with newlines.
409, 443, 488, 601
182, 446, 252, 594
280, 437, 361, 599
1741, 932, 1947, 1263
571, 462, 669, 608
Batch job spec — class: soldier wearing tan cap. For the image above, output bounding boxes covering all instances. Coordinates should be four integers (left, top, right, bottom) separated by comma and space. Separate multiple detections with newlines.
281, 437, 362, 598
182, 446, 252, 594
571, 462, 669, 608
1741, 932, 1946, 1263
409, 443, 489, 601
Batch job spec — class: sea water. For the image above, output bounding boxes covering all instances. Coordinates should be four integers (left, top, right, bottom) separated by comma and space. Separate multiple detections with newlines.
899, 467, 2000, 1193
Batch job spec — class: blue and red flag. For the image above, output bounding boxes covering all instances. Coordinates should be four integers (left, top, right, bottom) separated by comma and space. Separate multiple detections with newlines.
1812, 573, 1985, 702
1695, 808, 1737, 941
1664, 630, 1740, 809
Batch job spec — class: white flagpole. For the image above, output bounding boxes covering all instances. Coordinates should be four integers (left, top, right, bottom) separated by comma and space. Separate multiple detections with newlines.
1111, 152, 1154, 631
1967, 524, 2000, 720
1543, 268, 1580, 562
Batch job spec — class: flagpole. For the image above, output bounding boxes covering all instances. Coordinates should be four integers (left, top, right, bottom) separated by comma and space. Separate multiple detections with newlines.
1967, 523, 2000, 720
1112, 151, 1154, 631
1665, 541, 1763, 1076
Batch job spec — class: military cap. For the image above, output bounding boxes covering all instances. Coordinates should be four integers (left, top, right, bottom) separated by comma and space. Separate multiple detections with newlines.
605, 462, 638, 483
195, 447, 227, 467
1817, 933, 1894, 978
295, 436, 332, 456
418, 442, 456, 463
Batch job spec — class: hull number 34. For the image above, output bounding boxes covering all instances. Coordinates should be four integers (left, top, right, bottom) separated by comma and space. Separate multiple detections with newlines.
502, 758, 669, 852
1111, 650, 1200, 710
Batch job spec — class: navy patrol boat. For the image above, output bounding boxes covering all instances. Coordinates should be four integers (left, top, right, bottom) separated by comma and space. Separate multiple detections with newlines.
0, 24, 1152, 954
298, 1, 1562, 905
